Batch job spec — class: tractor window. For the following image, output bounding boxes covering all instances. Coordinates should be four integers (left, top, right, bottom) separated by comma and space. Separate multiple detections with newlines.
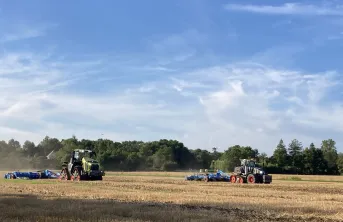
74, 152, 79, 160
74, 151, 85, 160
79, 152, 86, 160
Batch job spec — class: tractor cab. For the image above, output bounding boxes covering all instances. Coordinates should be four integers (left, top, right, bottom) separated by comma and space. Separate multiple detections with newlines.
71, 149, 95, 163
241, 159, 256, 167
238, 159, 256, 175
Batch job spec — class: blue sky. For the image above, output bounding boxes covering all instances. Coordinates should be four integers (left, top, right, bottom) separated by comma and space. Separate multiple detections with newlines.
1, 1, 343, 154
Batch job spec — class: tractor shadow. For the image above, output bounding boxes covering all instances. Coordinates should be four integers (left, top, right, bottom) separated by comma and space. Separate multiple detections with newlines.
0, 193, 337, 222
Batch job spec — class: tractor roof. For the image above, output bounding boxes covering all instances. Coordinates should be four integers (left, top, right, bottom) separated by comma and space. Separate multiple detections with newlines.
240, 159, 256, 166
74, 149, 93, 153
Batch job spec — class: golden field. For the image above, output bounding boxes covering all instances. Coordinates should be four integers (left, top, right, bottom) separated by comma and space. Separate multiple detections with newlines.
1, 171, 343, 222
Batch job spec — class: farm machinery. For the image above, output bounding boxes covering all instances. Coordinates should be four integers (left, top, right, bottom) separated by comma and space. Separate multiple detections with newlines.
229, 159, 272, 184
4, 169, 60, 180
185, 170, 231, 182
185, 159, 272, 184
59, 149, 105, 181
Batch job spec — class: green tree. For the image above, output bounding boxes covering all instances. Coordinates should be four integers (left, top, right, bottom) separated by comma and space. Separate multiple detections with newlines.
37, 136, 62, 157
303, 145, 314, 174
0, 140, 10, 152
22, 140, 36, 157
321, 139, 338, 174
152, 146, 173, 170
192, 149, 214, 169
288, 139, 303, 173
313, 147, 328, 174
218, 145, 258, 171
211, 147, 222, 160
337, 153, 343, 175
8, 139, 21, 150
273, 139, 288, 168
258, 152, 268, 167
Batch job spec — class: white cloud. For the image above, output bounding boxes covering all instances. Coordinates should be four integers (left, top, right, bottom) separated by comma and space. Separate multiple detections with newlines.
171, 63, 343, 153
0, 17, 343, 155
224, 3, 343, 16
1, 47, 342, 155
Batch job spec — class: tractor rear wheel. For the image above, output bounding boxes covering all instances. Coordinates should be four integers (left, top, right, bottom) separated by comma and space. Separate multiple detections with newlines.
247, 174, 256, 184
237, 177, 244, 183
59, 168, 70, 180
71, 168, 81, 181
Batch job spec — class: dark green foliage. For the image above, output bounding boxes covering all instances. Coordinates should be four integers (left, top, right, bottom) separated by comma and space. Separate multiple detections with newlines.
337, 153, 343, 175
212, 145, 257, 172
0, 136, 342, 175
321, 139, 339, 174
303, 143, 328, 175
273, 139, 288, 168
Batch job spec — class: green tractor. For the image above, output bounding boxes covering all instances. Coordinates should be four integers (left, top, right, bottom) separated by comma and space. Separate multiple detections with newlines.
230, 159, 272, 184
59, 149, 105, 181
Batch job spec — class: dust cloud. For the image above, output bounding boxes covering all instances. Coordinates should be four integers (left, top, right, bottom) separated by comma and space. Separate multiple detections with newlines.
0, 151, 33, 171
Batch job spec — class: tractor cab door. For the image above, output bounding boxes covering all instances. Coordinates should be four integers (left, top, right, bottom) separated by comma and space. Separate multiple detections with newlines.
247, 160, 256, 172
68, 151, 75, 173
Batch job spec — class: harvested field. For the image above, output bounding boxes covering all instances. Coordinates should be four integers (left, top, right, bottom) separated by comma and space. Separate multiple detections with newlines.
1, 171, 343, 221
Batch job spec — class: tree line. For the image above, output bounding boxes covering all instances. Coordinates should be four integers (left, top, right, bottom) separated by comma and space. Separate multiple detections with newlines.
0, 136, 342, 175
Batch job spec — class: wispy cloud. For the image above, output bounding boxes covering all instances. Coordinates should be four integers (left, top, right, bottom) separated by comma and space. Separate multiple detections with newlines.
0, 28, 43, 43
146, 29, 207, 66
224, 3, 343, 16
0, 22, 56, 43
1, 8, 343, 155
1, 46, 343, 154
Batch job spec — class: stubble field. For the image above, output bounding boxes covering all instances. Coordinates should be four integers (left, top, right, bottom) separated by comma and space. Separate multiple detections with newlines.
1, 171, 343, 222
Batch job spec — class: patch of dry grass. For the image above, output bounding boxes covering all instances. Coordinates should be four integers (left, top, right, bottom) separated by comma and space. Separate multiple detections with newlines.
107, 171, 343, 182
1, 171, 343, 221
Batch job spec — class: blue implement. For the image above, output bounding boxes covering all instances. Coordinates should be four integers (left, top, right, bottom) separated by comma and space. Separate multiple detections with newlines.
185, 169, 230, 182
3, 169, 60, 180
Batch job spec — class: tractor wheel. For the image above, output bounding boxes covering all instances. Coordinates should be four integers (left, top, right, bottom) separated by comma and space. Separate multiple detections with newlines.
204, 176, 209, 182
59, 168, 69, 180
235, 177, 240, 183
247, 174, 256, 184
71, 168, 81, 181
230, 175, 236, 183
237, 177, 244, 184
